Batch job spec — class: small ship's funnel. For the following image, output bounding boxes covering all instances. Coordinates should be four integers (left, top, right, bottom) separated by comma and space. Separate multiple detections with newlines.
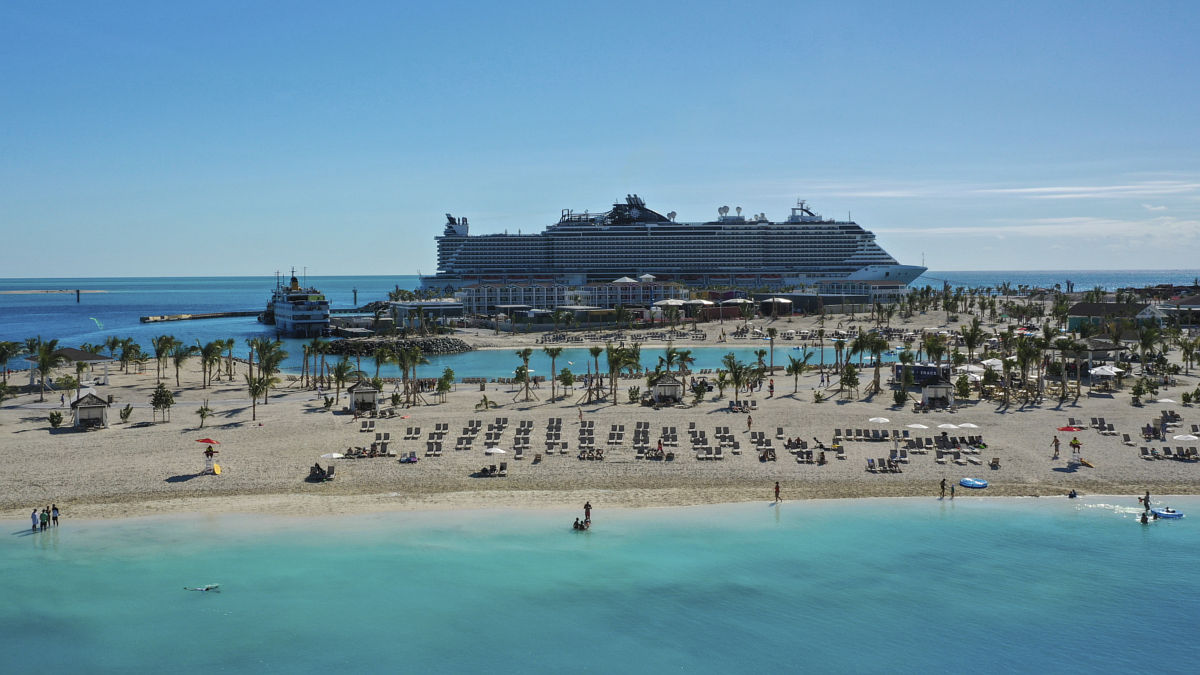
290, 276, 300, 291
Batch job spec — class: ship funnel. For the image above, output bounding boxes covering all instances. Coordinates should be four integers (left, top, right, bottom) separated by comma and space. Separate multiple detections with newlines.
290, 276, 300, 291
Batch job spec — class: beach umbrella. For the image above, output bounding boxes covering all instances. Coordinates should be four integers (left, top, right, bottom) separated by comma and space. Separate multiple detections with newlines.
485, 447, 507, 455
955, 365, 986, 374
869, 417, 890, 423
1173, 434, 1199, 441
1157, 398, 1176, 404
684, 299, 714, 305
957, 423, 979, 429
1090, 365, 1122, 377
906, 423, 929, 429
721, 298, 753, 305
981, 358, 1003, 369
320, 452, 344, 459
653, 299, 687, 307
195, 438, 220, 445
937, 423, 959, 430
765, 297, 793, 304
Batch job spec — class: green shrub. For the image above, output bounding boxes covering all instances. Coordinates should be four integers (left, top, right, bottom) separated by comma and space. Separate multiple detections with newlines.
48, 411, 63, 428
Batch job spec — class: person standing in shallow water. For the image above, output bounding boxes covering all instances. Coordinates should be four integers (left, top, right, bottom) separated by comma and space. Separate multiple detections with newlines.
31, 509, 39, 533
584, 501, 591, 523
940, 478, 946, 498
774, 482, 781, 502
40, 508, 49, 532
51, 504, 60, 527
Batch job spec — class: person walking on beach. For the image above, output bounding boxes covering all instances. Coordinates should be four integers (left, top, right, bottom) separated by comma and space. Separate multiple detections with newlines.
51, 504, 59, 527
774, 482, 781, 502
940, 478, 946, 498
747, 415, 753, 432
31, 509, 39, 533
1052, 436, 1060, 459
60, 393, 65, 407
768, 379, 774, 398
578, 408, 583, 424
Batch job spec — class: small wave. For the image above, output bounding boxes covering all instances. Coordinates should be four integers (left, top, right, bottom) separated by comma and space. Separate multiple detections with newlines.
1085, 502, 1144, 516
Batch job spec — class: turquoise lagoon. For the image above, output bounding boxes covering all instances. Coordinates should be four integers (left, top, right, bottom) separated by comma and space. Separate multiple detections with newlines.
4, 496, 1198, 673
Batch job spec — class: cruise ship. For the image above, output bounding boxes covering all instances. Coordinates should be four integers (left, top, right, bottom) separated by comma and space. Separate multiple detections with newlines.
258, 271, 330, 338
420, 195, 925, 292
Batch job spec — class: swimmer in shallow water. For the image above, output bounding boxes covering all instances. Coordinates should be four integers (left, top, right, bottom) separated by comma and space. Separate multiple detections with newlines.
185, 584, 220, 592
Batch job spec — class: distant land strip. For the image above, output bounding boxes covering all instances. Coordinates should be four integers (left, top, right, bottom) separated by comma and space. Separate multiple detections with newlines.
0, 289, 108, 294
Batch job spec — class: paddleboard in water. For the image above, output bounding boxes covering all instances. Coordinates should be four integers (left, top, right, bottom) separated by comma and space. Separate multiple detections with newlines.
213, 463, 222, 475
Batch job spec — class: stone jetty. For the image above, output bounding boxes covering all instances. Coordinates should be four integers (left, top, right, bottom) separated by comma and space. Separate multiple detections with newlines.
325, 336, 472, 356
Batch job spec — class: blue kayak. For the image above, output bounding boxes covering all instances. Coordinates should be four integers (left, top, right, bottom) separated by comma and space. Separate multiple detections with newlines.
959, 478, 988, 489
1151, 507, 1184, 519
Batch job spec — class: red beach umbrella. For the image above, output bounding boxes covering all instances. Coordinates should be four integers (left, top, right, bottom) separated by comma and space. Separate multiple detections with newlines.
195, 438, 220, 445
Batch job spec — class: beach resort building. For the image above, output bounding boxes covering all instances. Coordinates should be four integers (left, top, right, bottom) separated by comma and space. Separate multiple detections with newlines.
1066, 302, 1164, 331
453, 276, 690, 315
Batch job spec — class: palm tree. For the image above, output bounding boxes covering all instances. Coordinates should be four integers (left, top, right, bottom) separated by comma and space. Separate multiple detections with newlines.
196, 340, 224, 388
786, 350, 812, 394
513, 348, 537, 402
675, 349, 695, 376
373, 345, 393, 380
118, 338, 140, 374
256, 340, 288, 404
767, 327, 777, 370
1136, 325, 1162, 375
31, 340, 62, 401
961, 316, 985, 363
739, 302, 755, 328
865, 332, 889, 394
244, 374, 268, 421
542, 346, 563, 401
0, 341, 24, 385
104, 335, 123, 362
660, 345, 681, 374
151, 335, 179, 382
721, 353, 750, 404
169, 344, 198, 388
395, 345, 429, 405
330, 356, 354, 404
585, 345, 604, 403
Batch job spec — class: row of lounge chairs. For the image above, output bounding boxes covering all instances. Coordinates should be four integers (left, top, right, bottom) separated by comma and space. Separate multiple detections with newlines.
1140, 447, 1199, 461
866, 457, 902, 473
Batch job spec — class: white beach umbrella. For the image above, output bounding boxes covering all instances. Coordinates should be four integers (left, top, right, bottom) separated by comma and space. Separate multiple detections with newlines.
485, 447, 507, 455
320, 452, 344, 459
1172, 434, 1199, 441
937, 423, 959, 430
981, 358, 1003, 369
957, 423, 979, 429
684, 299, 715, 305
1157, 398, 1176, 404
906, 423, 929, 429
868, 417, 890, 423
721, 298, 753, 305
765, 297, 793, 304
1090, 365, 1122, 377
653, 298, 687, 307
955, 364, 986, 374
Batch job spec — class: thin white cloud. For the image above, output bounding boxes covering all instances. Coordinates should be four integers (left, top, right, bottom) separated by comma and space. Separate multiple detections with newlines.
976, 181, 1200, 199
879, 215, 1200, 240
1142, 203, 1168, 211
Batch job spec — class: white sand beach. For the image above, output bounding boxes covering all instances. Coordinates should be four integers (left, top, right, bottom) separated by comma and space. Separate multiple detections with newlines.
3, 312, 1198, 519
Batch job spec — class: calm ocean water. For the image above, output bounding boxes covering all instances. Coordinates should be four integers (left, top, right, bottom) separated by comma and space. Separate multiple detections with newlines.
2, 270, 1198, 378
3, 497, 1197, 673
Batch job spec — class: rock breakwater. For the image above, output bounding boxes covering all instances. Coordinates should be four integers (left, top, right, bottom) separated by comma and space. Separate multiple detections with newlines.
325, 336, 472, 356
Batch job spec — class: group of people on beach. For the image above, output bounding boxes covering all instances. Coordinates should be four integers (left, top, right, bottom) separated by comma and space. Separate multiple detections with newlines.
572, 501, 592, 530
31, 505, 60, 532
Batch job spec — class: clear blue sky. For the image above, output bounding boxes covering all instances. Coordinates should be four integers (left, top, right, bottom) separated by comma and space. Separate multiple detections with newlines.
3, 1, 1198, 277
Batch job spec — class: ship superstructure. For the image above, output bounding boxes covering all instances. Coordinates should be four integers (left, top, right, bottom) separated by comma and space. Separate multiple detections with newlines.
422, 195, 924, 292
